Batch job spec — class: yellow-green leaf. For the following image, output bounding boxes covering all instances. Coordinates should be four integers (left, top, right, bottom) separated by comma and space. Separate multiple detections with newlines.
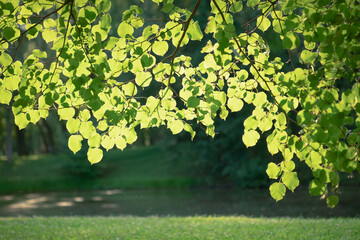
242, 130, 260, 147
168, 119, 184, 134
281, 172, 299, 192
68, 135, 83, 154
0, 88, 12, 104
87, 147, 103, 164
66, 118, 81, 134
266, 162, 281, 179
152, 41, 168, 56
3, 76, 20, 91
135, 71, 152, 87
101, 134, 115, 151
257, 16, 271, 32
58, 108, 75, 120
227, 97, 244, 112
117, 21, 134, 38
269, 182, 286, 201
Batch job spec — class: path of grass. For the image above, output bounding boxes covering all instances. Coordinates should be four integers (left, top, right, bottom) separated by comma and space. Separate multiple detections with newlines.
0, 216, 359, 240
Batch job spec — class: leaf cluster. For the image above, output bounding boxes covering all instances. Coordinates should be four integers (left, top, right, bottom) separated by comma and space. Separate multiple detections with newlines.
1, 0, 359, 207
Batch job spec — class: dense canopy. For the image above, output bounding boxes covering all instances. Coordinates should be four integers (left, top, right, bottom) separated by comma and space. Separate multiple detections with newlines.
0, 0, 359, 206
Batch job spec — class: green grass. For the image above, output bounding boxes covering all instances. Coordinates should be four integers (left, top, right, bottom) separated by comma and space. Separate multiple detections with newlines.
0, 146, 196, 194
0, 216, 359, 239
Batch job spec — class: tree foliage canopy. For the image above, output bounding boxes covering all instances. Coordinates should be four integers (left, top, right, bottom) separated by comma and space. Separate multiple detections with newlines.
0, 0, 359, 207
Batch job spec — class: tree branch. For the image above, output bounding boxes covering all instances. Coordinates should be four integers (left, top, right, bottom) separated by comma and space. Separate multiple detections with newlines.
161, 0, 203, 65
212, 0, 298, 125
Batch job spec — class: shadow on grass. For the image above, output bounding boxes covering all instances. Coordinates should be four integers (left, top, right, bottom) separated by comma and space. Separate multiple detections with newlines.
0, 187, 359, 218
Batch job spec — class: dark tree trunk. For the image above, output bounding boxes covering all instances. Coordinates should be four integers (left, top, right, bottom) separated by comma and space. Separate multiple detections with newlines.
5, 107, 13, 164
16, 127, 28, 156
38, 118, 56, 153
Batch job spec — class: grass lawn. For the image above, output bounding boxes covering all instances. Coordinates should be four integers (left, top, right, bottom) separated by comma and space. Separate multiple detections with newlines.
0, 216, 359, 240
0, 145, 196, 194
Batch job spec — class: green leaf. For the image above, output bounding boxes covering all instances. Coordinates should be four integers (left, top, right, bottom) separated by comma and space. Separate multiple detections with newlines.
87, 147, 103, 164
3, 27, 16, 41
168, 120, 184, 134
253, 92, 267, 107
0, 52, 12, 66
124, 128, 137, 144
43, 18, 56, 28
310, 151, 323, 166
101, 134, 115, 151
187, 96, 200, 108
0, 88, 12, 104
161, 98, 176, 110
122, 82, 137, 96
28, 110, 40, 124
230, 1, 243, 12
79, 121, 95, 139
146, 96, 160, 112
3, 76, 20, 91
242, 130, 260, 147
79, 109, 91, 122
58, 108, 75, 120
227, 97, 244, 112
152, 41, 168, 56
283, 32, 300, 50
140, 54, 154, 69
282, 160, 295, 172
83, 6, 97, 23
269, 182, 286, 201
257, 16, 271, 32
161, 3, 173, 13
184, 123, 196, 140
68, 135, 83, 154
258, 117, 273, 132
117, 21, 134, 38
281, 172, 299, 192
14, 113, 29, 130
187, 21, 203, 41
88, 133, 101, 148
96, 0, 111, 12
266, 163, 281, 179
244, 116, 258, 131
326, 195, 339, 208
115, 135, 127, 150
75, 0, 88, 7
42, 29, 58, 43
33, 50, 47, 59
300, 50, 317, 64
135, 71, 152, 87
247, 0, 260, 6
100, 13, 112, 30
309, 179, 326, 196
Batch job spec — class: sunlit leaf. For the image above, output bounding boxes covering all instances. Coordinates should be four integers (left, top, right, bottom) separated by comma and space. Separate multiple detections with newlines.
242, 130, 260, 147
269, 182, 286, 201
257, 16, 271, 32
58, 108, 75, 120
0, 88, 12, 104
152, 41, 169, 56
266, 162, 281, 179
117, 21, 134, 38
87, 147, 103, 164
227, 97, 243, 112
281, 172, 299, 192
68, 135, 83, 154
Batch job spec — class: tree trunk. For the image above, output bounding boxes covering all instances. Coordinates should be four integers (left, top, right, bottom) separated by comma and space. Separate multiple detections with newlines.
38, 118, 56, 153
16, 127, 28, 156
5, 107, 13, 164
